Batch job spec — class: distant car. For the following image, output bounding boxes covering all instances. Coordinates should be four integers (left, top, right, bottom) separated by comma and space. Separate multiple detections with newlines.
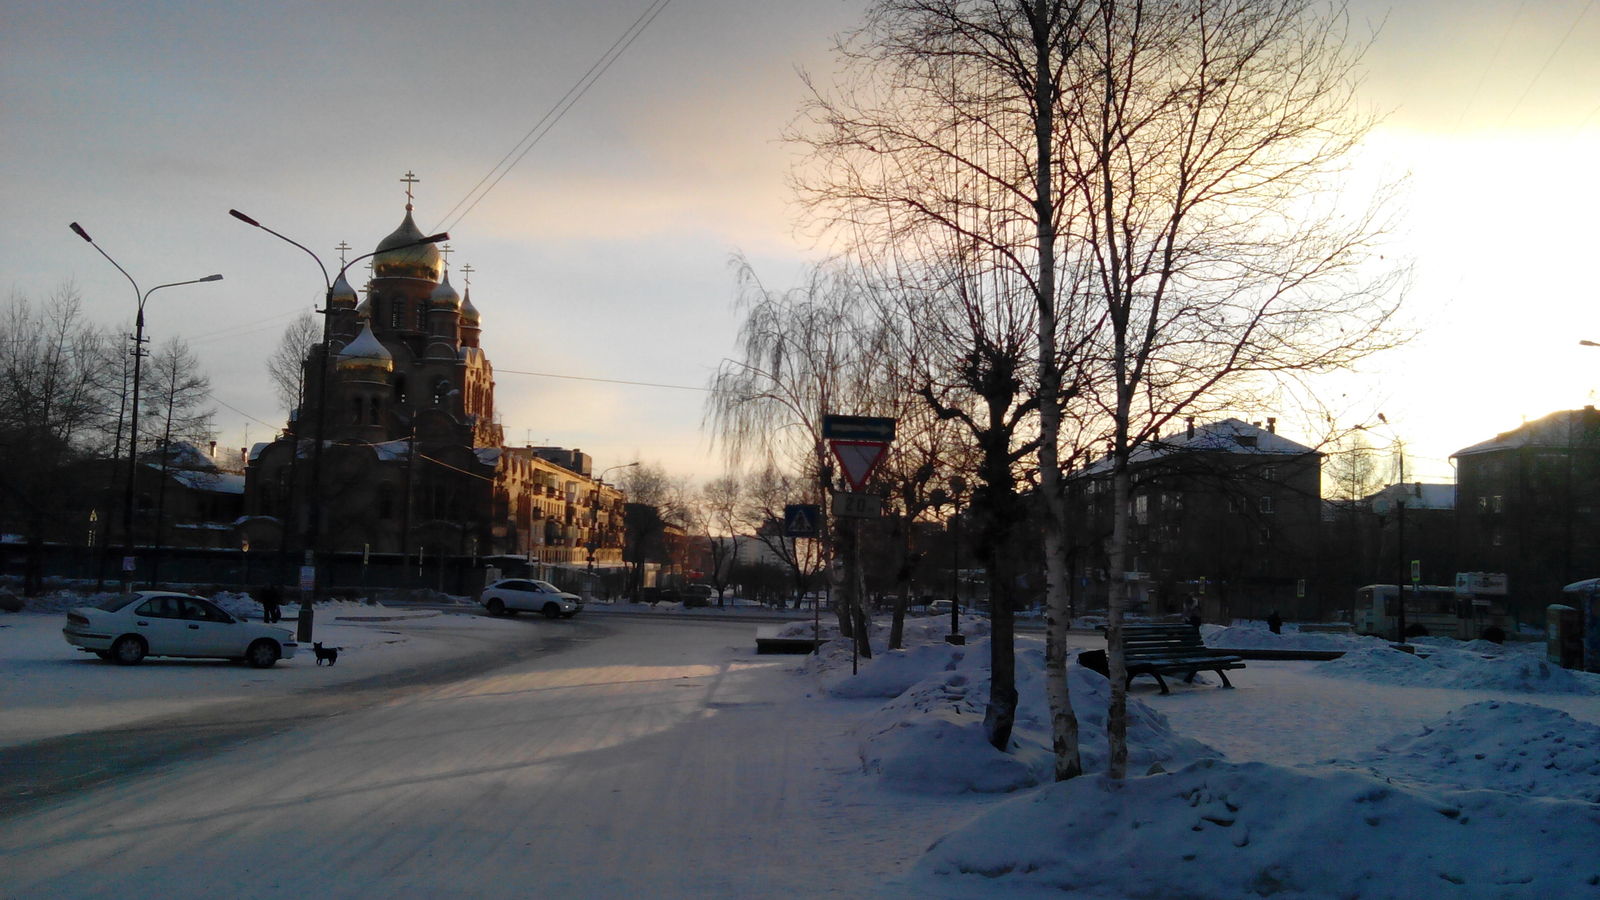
62, 591, 299, 668
480, 579, 582, 619
927, 599, 955, 617
681, 584, 719, 608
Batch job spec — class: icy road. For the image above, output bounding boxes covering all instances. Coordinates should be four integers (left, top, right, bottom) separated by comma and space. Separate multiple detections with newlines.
0, 616, 989, 898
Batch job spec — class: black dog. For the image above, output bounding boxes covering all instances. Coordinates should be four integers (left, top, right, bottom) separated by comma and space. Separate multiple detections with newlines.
312, 642, 343, 666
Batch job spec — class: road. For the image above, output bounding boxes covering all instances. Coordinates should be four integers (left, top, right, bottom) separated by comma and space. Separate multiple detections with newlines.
0, 616, 994, 899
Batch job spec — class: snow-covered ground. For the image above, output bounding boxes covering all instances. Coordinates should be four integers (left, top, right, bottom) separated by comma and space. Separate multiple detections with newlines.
6, 596, 1600, 898
795, 616, 1600, 898
0, 590, 529, 749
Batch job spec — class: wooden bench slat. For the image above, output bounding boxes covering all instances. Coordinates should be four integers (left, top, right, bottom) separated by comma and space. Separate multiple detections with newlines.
1107, 623, 1246, 695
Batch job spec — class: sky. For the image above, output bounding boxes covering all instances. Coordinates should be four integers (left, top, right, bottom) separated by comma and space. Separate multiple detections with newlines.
4, 0, 1599, 488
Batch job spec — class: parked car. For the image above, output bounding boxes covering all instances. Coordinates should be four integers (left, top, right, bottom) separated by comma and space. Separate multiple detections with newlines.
62, 591, 298, 668
480, 579, 582, 619
681, 584, 719, 608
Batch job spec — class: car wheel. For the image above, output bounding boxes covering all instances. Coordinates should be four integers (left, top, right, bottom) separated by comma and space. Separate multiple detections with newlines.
245, 639, 280, 669
111, 635, 147, 665
542, 603, 561, 619
487, 598, 506, 617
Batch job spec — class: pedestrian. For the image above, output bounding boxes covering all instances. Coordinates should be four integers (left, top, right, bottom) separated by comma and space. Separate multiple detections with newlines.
258, 584, 282, 624
1267, 610, 1283, 634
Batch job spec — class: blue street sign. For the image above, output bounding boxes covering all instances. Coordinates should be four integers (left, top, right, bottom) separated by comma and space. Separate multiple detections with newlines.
784, 504, 822, 537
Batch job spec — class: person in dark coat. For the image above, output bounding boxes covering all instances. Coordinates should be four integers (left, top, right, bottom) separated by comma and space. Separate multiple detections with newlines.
258, 584, 282, 623
1267, 610, 1283, 634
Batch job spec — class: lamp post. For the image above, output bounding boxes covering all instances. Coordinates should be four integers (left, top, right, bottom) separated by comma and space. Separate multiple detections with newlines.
229, 209, 447, 640
69, 222, 222, 591
946, 475, 966, 645
591, 462, 637, 596
1368, 413, 1409, 645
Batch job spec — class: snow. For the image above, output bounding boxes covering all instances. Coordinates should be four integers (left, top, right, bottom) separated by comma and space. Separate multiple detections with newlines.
1314, 644, 1600, 694
7, 597, 1600, 898
0, 592, 523, 749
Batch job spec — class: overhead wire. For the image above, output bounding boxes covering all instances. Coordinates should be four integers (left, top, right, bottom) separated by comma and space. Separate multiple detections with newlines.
1499, 0, 1595, 128
432, 0, 675, 235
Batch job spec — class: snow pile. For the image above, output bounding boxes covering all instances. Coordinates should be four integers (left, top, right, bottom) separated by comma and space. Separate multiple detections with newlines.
1203, 620, 1378, 652
1335, 701, 1600, 802
902, 758, 1600, 898
821, 634, 1213, 794
1315, 646, 1600, 694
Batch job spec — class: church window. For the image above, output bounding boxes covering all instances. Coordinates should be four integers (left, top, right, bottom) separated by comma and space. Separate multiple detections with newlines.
351, 397, 363, 424
394, 374, 408, 406
368, 396, 382, 425
433, 378, 449, 406
391, 300, 405, 330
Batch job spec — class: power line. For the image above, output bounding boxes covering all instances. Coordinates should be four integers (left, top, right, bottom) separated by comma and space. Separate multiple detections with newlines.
1500, 0, 1595, 128
495, 366, 711, 392
433, 0, 675, 234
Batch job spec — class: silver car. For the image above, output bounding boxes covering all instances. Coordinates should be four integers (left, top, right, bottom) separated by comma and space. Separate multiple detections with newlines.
62, 591, 299, 668
480, 579, 582, 619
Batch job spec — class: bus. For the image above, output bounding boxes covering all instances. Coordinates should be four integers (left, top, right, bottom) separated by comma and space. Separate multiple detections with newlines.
1354, 584, 1509, 640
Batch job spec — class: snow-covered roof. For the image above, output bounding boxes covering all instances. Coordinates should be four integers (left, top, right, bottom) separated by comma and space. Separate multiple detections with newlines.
1453, 407, 1600, 458
248, 441, 272, 462
475, 447, 503, 466
1364, 482, 1455, 510
372, 440, 412, 462
1079, 418, 1316, 475
153, 467, 245, 494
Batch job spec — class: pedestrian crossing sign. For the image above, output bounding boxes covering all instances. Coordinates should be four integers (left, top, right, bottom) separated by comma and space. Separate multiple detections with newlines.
784, 504, 822, 537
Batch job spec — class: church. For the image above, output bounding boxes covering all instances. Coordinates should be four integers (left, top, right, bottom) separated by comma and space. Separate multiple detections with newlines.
239, 188, 625, 579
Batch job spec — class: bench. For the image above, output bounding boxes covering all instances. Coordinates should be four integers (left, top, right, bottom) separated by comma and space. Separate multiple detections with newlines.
754, 625, 826, 655
1106, 623, 1246, 694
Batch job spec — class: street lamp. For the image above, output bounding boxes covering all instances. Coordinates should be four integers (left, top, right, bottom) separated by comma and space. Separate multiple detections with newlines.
591, 462, 638, 591
229, 208, 446, 640
1367, 413, 1410, 645
945, 475, 967, 645
69, 222, 222, 591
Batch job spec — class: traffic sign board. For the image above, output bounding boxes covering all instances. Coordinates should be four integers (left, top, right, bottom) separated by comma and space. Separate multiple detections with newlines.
784, 504, 822, 537
830, 440, 888, 491
832, 492, 882, 518
822, 415, 896, 442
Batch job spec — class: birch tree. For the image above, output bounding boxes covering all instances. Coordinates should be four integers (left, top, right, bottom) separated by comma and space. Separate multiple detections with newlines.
1062, 0, 1404, 777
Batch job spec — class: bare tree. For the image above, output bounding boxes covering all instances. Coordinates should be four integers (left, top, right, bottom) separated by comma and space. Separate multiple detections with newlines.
268, 310, 320, 418
707, 255, 893, 644
1062, 0, 1405, 777
796, 0, 1101, 758
0, 287, 114, 592
140, 337, 214, 578
696, 474, 745, 606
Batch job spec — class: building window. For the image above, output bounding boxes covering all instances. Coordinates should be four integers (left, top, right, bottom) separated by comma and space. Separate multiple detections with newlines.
1478, 496, 1488, 512
1133, 494, 1149, 525
351, 397, 363, 424
391, 301, 404, 330
1261, 466, 1277, 481
368, 396, 382, 425
1259, 496, 1274, 514
1491, 495, 1503, 513
1258, 524, 1272, 544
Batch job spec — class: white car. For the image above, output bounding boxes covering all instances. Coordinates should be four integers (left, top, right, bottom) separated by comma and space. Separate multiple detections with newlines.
62, 591, 299, 668
480, 579, 582, 619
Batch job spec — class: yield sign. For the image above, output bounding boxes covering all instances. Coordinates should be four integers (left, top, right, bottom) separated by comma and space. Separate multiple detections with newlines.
830, 440, 888, 491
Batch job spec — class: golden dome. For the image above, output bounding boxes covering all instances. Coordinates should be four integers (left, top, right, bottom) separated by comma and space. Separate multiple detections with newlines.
372, 210, 441, 282
461, 288, 481, 326
329, 272, 358, 308
428, 272, 462, 311
336, 323, 393, 374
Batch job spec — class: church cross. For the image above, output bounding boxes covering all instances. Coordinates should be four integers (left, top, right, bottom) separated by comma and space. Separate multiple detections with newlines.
335, 241, 352, 266
440, 243, 453, 268
460, 263, 475, 288
400, 170, 420, 210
